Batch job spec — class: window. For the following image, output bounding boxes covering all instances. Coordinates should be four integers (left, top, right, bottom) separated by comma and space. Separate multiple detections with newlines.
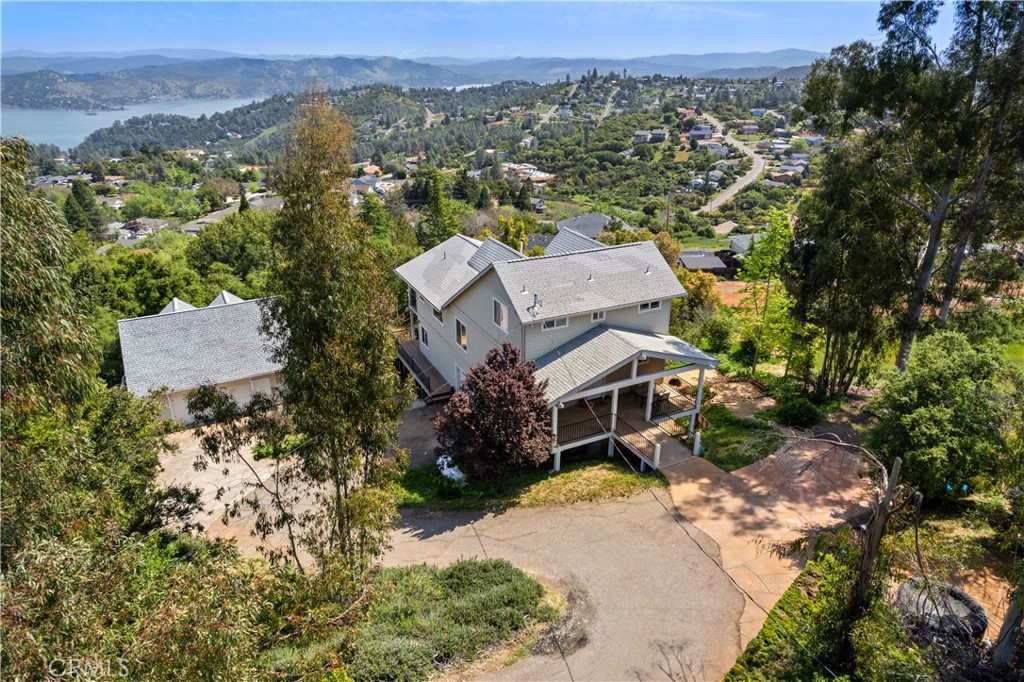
591, 310, 606, 323
432, 307, 443, 324
541, 317, 568, 331
638, 300, 662, 313
493, 299, 508, 332
455, 365, 465, 388
420, 326, 429, 348
456, 319, 468, 351
407, 288, 417, 311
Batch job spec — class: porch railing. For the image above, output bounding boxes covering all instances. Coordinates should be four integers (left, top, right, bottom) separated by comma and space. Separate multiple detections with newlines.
614, 417, 660, 465
557, 414, 613, 446
650, 386, 697, 420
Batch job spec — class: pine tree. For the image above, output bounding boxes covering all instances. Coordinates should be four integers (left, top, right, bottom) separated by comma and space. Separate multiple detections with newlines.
237, 184, 250, 212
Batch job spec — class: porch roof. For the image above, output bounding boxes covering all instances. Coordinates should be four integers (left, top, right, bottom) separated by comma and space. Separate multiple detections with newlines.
533, 325, 718, 404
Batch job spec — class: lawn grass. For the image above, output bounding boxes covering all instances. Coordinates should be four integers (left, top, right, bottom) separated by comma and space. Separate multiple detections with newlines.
690, 404, 784, 472
347, 559, 558, 681
1005, 341, 1023, 368
396, 458, 665, 511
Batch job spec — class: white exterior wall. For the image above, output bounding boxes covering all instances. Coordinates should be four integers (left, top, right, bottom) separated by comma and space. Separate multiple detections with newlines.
522, 298, 673, 361
160, 372, 282, 423
412, 272, 523, 389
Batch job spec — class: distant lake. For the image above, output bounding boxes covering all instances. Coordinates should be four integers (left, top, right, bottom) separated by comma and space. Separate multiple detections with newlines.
0, 97, 264, 150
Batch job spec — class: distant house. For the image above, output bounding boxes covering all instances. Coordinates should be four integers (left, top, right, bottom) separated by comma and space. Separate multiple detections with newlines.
770, 128, 791, 138
713, 159, 739, 172
649, 129, 670, 143
762, 179, 788, 189
351, 174, 379, 194
678, 249, 728, 274
777, 165, 807, 175
634, 130, 653, 144
362, 164, 381, 175
676, 107, 697, 117
740, 124, 760, 135
689, 125, 714, 141
769, 172, 795, 184
530, 197, 546, 213
730, 233, 767, 256
799, 135, 825, 146
698, 142, 729, 157
118, 292, 281, 423
555, 214, 632, 239
526, 234, 553, 251
750, 108, 767, 118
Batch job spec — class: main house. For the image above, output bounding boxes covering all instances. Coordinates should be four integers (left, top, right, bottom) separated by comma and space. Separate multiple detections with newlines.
395, 227, 718, 472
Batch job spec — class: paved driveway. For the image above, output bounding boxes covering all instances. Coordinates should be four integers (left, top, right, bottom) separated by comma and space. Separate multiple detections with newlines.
695, 113, 767, 214
387, 493, 745, 682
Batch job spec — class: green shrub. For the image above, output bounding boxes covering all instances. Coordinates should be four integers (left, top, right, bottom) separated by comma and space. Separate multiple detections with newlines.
347, 559, 549, 681
774, 397, 820, 427
849, 599, 932, 681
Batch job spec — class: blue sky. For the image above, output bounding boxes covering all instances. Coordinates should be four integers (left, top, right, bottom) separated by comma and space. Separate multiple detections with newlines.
2, 1, 956, 60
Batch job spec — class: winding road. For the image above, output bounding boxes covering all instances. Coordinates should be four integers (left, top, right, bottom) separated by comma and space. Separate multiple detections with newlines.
694, 112, 766, 214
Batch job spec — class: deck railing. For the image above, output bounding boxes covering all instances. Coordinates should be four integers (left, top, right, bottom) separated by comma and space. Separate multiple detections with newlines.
397, 341, 433, 394
556, 413, 661, 468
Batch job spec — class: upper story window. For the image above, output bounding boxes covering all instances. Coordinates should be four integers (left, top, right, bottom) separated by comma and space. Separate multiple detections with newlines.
420, 326, 429, 347
493, 299, 508, 333
408, 288, 417, 311
456, 319, 468, 351
591, 310, 606, 323
432, 307, 443, 324
541, 317, 568, 331
638, 300, 662, 313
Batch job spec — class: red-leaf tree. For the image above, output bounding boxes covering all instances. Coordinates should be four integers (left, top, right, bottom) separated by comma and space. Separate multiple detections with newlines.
434, 341, 554, 484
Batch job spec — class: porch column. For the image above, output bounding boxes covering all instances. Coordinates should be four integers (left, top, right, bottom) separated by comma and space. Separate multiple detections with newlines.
607, 387, 619, 457
408, 286, 415, 339
644, 378, 655, 422
630, 357, 639, 379
551, 405, 561, 472
689, 367, 706, 436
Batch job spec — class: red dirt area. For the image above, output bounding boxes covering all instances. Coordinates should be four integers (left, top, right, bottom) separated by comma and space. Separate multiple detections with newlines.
716, 280, 747, 308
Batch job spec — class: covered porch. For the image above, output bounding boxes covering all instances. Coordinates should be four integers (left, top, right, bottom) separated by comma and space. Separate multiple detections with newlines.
533, 326, 718, 472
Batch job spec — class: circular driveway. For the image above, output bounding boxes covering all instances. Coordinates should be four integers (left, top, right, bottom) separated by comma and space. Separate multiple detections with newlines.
386, 491, 745, 682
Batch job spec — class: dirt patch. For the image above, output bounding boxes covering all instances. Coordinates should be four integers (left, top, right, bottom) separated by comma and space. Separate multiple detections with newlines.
716, 280, 747, 308
533, 583, 591, 656
705, 372, 776, 419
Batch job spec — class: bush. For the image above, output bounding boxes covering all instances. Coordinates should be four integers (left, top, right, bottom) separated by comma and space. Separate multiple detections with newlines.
703, 312, 738, 352
774, 396, 820, 427
347, 559, 549, 681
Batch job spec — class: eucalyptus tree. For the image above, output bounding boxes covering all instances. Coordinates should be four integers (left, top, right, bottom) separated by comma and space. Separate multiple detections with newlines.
803, 1, 1024, 370
786, 142, 917, 399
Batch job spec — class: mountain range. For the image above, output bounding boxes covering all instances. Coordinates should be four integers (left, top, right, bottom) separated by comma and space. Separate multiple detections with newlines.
0, 49, 824, 110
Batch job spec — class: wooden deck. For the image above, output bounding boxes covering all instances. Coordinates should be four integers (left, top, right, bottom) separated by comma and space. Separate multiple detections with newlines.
397, 339, 452, 401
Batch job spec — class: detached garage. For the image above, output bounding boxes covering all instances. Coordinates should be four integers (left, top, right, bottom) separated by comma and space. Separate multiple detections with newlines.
118, 291, 281, 423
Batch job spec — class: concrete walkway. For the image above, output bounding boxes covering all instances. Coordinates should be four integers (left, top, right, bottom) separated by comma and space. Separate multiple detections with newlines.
665, 439, 870, 646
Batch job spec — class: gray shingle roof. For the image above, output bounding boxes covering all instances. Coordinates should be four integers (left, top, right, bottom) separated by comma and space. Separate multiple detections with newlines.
492, 240, 685, 322
160, 297, 196, 314
544, 227, 604, 256
730, 232, 766, 255
554, 214, 633, 238
118, 298, 279, 396
467, 236, 521, 271
534, 325, 719, 403
208, 290, 245, 306
680, 254, 727, 271
394, 234, 482, 310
